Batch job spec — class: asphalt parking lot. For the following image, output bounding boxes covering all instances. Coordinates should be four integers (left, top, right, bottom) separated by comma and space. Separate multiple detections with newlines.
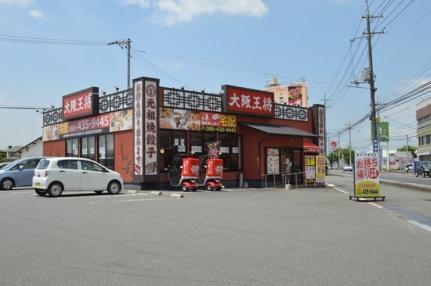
1, 187, 431, 286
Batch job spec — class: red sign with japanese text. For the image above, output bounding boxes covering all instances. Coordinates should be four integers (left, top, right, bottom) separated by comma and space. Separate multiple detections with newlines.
354, 152, 381, 198
62, 87, 98, 120
224, 85, 274, 117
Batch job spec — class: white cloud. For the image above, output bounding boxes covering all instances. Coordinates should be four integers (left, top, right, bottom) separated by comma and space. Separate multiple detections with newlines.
123, 0, 268, 25
28, 9, 45, 20
121, 0, 150, 8
0, 0, 32, 6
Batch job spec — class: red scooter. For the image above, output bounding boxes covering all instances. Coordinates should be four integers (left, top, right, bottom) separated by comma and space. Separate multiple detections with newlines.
198, 156, 224, 191
168, 156, 200, 192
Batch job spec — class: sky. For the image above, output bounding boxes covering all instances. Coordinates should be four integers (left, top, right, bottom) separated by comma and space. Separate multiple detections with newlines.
0, 0, 430, 151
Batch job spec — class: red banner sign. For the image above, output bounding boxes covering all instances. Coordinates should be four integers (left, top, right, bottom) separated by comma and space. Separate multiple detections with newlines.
63, 87, 98, 120
224, 85, 274, 117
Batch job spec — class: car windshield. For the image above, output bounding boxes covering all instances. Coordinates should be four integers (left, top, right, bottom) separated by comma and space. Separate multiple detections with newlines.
0, 163, 10, 170
36, 159, 50, 170
0, 159, 21, 170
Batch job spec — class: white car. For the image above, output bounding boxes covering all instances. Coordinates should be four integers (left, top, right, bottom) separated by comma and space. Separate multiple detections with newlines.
33, 157, 123, 197
343, 165, 353, 172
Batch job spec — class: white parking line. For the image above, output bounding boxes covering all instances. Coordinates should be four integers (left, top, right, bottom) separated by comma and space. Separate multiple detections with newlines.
88, 197, 177, 204
408, 220, 431, 233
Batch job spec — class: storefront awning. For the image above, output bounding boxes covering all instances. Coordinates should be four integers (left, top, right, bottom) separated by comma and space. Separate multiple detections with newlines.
303, 142, 320, 153
242, 123, 318, 138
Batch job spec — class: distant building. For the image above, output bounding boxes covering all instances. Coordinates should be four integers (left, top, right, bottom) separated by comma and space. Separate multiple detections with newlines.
417, 97, 431, 161
4, 146, 22, 160
1, 137, 43, 161
264, 76, 308, 107
16, 137, 43, 158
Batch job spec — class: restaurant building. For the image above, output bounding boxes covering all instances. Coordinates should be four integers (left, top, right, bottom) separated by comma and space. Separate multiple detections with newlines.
42, 76, 325, 188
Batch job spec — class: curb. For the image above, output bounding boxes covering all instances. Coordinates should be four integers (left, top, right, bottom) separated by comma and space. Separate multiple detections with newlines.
170, 193, 184, 198
380, 179, 431, 192
150, 191, 163, 196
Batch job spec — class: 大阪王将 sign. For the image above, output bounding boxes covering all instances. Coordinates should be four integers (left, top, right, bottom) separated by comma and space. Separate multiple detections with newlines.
223, 85, 274, 117
62, 87, 99, 120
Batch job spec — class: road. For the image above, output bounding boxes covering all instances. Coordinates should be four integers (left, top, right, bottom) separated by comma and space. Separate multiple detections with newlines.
333, 169, 431, 186
327, 173, 431, 230
1, 187, 430, 286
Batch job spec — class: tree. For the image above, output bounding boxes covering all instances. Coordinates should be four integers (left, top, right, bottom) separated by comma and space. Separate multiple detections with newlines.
397, 145, 417, 159
328, 148, 355, 167
0, 150, 5, 163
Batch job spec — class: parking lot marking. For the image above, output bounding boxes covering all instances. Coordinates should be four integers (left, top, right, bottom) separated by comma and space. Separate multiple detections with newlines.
88, 197, 176, 204
407, 220, 431, 233
368, 202, 383, 209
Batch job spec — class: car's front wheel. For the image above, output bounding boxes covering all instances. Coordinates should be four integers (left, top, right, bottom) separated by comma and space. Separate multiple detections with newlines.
1, 178, 15, 190
35, 189, 47, 196
107, 181, 121, 195
48, 182, 63, 197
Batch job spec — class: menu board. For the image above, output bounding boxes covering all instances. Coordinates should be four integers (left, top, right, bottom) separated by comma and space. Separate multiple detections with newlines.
266, 148, 280, 175
305, 155, 316, 183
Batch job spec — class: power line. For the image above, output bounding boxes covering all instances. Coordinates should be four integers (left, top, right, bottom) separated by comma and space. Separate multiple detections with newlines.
0, 34, 107, 45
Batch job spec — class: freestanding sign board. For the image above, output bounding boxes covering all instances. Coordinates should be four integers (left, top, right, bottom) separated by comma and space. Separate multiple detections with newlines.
351, 152, 385, 201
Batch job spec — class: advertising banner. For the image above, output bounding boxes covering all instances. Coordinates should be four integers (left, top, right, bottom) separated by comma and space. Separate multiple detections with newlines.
133, 79, 144, 176
224, 85, 274, 117
354, 152, 381, 198
266, 148, 280, 175
287, 85, 303, 106
380, 122, 389, 142
63, 87, 99, 120
144, 80, 158, 176
160, 108, 237, 133
305, 155, 316, 183
316, 155, 326, 184
42, 109, 133, 141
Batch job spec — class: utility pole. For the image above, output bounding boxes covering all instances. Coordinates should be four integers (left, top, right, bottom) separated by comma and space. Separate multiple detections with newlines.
406, 134, 409, 152
363, 0, 383, 152
108, 38, 132, 88
324, 93, 329, 174
338, 132, 341, 169
348, 121, 352, 165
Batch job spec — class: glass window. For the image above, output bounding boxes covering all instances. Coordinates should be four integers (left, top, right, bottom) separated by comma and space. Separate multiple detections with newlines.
21, 159, 41, 170
81, 160, 104, 172
57, 160, 78, 170
218, 134, 241, 171
36, 159, 50, 170
159, 131, 172, 173
98, 134, 114, 170
427, 135, 431, 145
81, 136, 96, 160
190, 133, 203, 156
66, 138, 79, 157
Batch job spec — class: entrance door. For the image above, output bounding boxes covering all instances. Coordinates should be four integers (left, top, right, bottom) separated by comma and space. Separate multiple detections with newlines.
282, 148, 303, 184
172, 132, 187, 156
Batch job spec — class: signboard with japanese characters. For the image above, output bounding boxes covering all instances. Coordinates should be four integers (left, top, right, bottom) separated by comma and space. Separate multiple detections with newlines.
312, 104, 325, 154
315, 155, 326, 184
62, 87, 99, 120
133, 79, 144, 176
160, 108, 237, 133
42, 109, 133, 141
144, 80, 159, 176
304, 155, 316, 183
354, 152, 381, 198
266, 148, 280, 175
223, 85, 274, 117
